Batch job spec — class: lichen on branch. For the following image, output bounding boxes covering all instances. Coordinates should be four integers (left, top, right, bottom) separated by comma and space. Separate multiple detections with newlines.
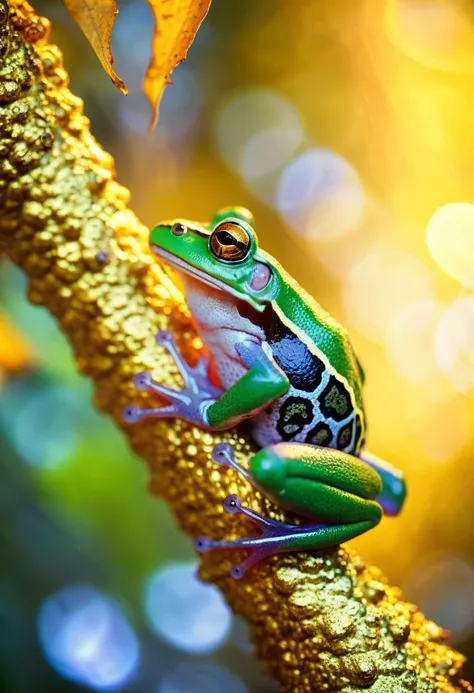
0, 2, 471, 692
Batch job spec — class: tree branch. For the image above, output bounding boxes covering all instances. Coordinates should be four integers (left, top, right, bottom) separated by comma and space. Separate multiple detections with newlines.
0, 2, 472, 691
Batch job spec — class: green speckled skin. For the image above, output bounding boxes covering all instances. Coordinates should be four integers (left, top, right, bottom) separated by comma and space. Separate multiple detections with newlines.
250, 444, 382, 524
264, 270, 364, 407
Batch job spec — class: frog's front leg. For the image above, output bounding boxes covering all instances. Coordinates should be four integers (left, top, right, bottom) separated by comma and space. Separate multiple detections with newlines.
123, 332, 289, 429
195, 443, 383, 578
123, 330, 223, 426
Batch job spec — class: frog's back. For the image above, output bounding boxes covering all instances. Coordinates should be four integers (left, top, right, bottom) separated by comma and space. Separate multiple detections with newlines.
248, 252, 366, 455
274, 273, 365, 405
261, 252, 362, 388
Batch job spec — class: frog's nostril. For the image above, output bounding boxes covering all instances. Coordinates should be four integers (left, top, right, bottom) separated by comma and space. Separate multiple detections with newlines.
171, 222, 187, 236
250, 449, 287, 495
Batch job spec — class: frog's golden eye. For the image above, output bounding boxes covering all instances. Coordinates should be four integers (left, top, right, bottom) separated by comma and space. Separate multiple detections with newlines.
209, 221, 251, 263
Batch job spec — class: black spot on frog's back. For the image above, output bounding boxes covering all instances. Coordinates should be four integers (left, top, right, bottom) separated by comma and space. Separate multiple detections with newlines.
319, 375, 351, 422
337, 422, 353, 449
305, 421, 333, 447
277, 396, 313, 440
238, 302, 325, 392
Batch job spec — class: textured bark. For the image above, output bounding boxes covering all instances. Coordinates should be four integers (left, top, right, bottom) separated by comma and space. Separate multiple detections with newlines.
0, 2, 472, 691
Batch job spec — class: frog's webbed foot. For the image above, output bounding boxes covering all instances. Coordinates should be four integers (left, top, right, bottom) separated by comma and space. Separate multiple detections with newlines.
195, 442, 327, 579
195, 493, 326, 579
123, 330, 223, 426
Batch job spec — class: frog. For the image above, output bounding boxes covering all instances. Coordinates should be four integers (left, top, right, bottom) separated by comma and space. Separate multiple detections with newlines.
123, 207, 406, 579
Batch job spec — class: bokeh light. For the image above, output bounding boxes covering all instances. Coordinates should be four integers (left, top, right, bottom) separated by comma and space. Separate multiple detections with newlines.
385, 0, 474, 73
276, 148, 366, 241
214, 89, 304, 204
143, 562, 232, 655
159, 663, 248, 693
343, 243, 434, 342
409, 395, 469, 464
312, 228, 372, 281
0, 383, 80, 469
427, 203, 474, 289
435, 297, 474, 396
37, 585, 139, 690
240, 127, 302, 180
386, 299, 445, 389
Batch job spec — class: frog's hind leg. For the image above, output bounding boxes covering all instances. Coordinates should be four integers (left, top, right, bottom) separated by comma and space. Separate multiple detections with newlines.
195, 442, 378, 579
123, 330, 222, 424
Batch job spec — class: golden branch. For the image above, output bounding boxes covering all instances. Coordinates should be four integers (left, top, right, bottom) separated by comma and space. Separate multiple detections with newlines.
0, 2, 471, 691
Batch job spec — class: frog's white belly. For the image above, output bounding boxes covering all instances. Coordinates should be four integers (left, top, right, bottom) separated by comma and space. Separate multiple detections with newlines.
182, 275, 359, 455
182, 276, 264, 390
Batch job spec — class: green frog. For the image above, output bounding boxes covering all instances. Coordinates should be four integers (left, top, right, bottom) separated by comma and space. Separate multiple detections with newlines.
124, 207, 406, 579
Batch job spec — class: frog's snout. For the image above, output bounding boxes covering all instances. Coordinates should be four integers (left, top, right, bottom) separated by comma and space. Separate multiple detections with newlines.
250, 448, 287, 495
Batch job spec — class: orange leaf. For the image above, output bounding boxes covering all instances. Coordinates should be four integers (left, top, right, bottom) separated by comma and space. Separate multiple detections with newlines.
144, 0, 211, 130
62, 0, 128, 95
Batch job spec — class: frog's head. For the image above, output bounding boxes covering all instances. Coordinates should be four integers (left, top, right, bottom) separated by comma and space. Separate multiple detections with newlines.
150, 207, 278, 311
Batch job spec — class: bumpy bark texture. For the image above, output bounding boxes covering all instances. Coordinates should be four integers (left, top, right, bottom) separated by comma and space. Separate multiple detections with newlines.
0, 2, 471, 691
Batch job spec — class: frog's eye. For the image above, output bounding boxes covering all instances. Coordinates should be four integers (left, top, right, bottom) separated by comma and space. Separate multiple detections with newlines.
209, 221, 251, 263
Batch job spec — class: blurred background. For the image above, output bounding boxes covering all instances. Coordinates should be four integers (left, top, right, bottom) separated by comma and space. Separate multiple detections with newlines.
2, 0, 474, 690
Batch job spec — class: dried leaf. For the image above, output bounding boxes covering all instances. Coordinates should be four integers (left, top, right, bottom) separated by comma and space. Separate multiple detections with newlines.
62, 0, 128, 94
144, 0, 211, 130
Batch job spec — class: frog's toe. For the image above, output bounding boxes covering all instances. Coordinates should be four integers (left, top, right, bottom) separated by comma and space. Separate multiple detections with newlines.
230, 564, 245, 580
212, 443, 234, 465
223, 495, 242, 515
122, 405, 143, 424
133, 371, 153, 391
156, 330, 173, 347
194, 536, 216, 553
230, 551, 270, 579
210, 443, 250, 481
